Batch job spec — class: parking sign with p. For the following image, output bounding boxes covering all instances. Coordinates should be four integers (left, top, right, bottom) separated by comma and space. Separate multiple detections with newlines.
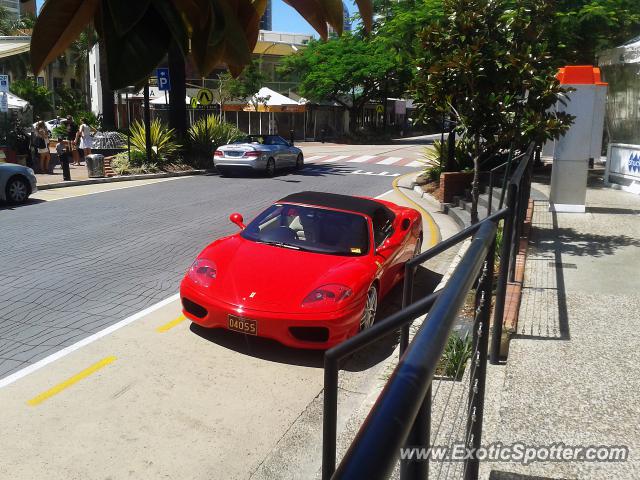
156, 68, 171, 92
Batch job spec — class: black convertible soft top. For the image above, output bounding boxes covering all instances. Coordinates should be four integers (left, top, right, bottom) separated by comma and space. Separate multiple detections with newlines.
279, 191, 394, 219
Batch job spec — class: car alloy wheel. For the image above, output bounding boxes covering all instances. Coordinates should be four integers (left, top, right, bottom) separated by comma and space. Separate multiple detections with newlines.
265, 158, 275, 177
296, 154, 304, 170
6, 177, 28, 204
360, 285, 378, 331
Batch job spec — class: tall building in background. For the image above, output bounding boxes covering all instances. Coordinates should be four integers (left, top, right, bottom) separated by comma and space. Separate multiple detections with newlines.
260, 0, 272, 31
0, 0, 20, 20
328, 2, 352, 36
20, 0, 36, 17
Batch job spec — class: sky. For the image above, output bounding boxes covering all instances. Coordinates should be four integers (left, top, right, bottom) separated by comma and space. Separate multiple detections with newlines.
273, 0, 359, 36
35, 0, 359, 38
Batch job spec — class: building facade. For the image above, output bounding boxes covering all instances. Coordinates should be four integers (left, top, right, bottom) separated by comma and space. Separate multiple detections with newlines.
259, 0, 272, 31
0, 0, 20, 20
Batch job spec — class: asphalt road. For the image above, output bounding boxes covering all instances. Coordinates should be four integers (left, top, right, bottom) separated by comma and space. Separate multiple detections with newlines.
0, 162, 403, 379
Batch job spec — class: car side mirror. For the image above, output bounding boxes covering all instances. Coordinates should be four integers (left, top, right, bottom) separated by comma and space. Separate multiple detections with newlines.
230, 213, 245, 230
401, 218, 411, 231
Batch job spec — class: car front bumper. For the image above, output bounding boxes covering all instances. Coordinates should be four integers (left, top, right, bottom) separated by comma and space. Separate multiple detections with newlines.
29, 175, 37, 194
214, 156, 268, 170
180, 280, 363, 349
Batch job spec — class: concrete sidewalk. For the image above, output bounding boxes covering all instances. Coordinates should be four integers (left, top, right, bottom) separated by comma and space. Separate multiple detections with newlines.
481, 178, 640, 479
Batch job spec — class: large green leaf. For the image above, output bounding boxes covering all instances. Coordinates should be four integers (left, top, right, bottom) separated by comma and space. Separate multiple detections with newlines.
101, 2, 172, 89
191, 0, 225, 74
30, 0, 99, 74
283, 0, 328, 39
319, 0, 344, 36
217, 0, 252, 68
153, 0, 189, 54
171, 0, 211, 31
354, 0, 373, 32
105, 0, 152, 35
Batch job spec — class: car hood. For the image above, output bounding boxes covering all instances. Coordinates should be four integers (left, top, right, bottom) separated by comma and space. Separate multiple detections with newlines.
0, 164, 31, 175
190, 235, 373, 313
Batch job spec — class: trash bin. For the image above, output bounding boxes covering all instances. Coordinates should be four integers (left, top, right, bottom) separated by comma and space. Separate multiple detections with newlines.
85, 154, 105, 178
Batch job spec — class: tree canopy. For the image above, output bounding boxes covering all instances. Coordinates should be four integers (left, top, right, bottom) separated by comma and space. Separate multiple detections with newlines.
412, 0, 574, 223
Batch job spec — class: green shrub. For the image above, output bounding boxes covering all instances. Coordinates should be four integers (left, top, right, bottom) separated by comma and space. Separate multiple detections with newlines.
425, 164, 443, 183
439, 333, 473, 380
423, 140, 473, 171
128, 119, 181, 165
189, 114, 244, 149
112, 151, 159, 175
187, 114, 243, 168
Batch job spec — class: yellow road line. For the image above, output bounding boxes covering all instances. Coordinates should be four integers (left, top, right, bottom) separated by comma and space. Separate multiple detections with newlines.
392, 173, 440, 247
156, 314, 186, 333
27, 356, 116, 406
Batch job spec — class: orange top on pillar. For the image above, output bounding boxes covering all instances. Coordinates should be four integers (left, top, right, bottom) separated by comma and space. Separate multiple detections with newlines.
556, 65, 608, 86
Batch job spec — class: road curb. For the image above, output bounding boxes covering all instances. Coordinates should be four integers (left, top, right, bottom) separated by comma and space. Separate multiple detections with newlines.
392, 172, 442, 246
36, 170, 207, 190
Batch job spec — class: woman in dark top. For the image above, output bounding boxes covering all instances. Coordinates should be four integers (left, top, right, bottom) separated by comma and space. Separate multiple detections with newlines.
66, 115, 80, 166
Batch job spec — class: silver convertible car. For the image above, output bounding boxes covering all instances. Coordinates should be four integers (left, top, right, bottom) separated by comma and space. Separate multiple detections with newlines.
214, 135, 304, 177
0, 163, 37, 204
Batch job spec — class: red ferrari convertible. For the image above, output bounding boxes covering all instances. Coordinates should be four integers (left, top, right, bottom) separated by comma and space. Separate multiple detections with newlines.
180, 191, 423, 349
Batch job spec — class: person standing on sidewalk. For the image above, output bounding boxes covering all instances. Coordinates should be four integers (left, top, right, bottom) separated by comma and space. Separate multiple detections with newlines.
35, 121, 50, 174
55, 137, 71, 181
76, 118, 96, 157
65, 115, 80, 166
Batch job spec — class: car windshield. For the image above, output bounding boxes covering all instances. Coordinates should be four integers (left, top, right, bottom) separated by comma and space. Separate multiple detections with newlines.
240, 203, 370, 256
233, 135, 285, 146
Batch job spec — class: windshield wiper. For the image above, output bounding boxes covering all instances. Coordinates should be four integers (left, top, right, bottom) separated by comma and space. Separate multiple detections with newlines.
256, 240, 301, 250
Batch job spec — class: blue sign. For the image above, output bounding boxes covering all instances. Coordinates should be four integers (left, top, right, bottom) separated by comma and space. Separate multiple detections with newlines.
157, 68, 171, 91
629, 153, 640, 173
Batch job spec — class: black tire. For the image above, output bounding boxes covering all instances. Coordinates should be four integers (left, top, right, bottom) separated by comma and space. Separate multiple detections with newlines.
295, 153, 304, 170
359, 285, 378, 331
265, 158, 276, 177
5, 176, 29, 204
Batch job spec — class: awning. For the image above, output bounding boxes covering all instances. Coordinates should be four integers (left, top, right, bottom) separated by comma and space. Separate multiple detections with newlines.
223, 87, 306, 112
0, 36, 30, 59
253, 40, 303, 56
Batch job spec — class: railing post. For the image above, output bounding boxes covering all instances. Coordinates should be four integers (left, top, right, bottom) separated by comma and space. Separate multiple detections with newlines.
400, 263, 415, 355
400, 387, 431, 480
322, 355, 339, 480
464, 241, 494, 479
490, 185, 516, 364
487, 171, 494, 218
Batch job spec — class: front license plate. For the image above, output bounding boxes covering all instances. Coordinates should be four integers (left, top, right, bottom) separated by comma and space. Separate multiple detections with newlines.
228, 315, 257, 335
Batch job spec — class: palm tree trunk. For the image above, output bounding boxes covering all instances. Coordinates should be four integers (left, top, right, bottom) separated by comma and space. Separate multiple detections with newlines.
99, 41, 116, 131
168, 41, 187, 140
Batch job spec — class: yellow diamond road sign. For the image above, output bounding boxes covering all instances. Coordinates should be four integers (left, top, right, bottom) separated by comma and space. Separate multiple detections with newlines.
376, 104, 384, 114
197, 88, 214, 106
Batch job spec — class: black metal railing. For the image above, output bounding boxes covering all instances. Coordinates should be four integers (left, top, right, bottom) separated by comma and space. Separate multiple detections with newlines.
321, 144, 536, 480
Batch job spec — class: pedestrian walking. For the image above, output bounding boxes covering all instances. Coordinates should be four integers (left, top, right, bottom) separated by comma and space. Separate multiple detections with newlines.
65, 115, 80, 166
35, 120, 50, 174
76, 117, 96, 157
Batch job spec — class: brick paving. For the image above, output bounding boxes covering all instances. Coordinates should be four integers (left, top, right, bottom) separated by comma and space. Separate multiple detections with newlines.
0, 166, 394, 379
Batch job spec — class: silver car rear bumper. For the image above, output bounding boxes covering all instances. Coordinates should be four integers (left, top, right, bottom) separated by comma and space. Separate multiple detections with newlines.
214, 157, 268, 170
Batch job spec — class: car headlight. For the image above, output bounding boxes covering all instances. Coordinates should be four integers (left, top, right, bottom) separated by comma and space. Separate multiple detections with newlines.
302, 284, 352, 308
27, 168, 35, 176
187, 259, 217, 288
